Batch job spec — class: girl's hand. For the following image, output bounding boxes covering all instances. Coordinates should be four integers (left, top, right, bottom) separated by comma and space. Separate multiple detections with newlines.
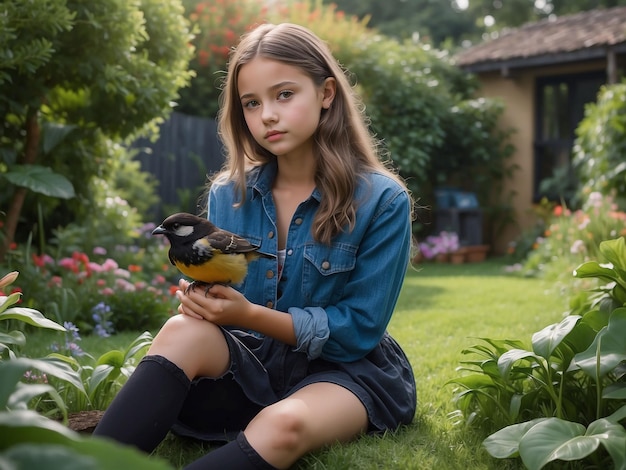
176, 279, 252, 326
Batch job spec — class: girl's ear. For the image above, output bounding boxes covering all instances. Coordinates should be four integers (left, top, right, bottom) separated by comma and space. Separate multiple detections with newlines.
321, 77, 336, 109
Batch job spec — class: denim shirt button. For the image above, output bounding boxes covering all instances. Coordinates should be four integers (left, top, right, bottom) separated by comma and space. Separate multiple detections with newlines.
268, 230, 274, 239
321, 261, 330, 270
294, 217, 303, 225
266, 300, 274, 308
266, 270, 274, 279
287, 249, 293, 256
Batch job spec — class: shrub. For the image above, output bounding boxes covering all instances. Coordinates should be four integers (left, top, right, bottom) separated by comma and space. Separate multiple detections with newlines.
449, 237, 626, 469
574, 81, 626, 208
1, 271, 167, 469
2, 223, 179, 333
517, 191, 626, 286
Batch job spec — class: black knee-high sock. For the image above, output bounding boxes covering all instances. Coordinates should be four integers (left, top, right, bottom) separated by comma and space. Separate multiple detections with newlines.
93, 354, 190, 453
184, 432, 277, 470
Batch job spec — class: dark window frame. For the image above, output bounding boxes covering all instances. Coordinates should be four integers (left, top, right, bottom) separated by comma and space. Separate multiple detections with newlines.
533, 71, 605, 203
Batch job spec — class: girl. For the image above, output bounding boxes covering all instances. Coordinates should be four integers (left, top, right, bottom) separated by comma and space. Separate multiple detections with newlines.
94, 23, 416, 469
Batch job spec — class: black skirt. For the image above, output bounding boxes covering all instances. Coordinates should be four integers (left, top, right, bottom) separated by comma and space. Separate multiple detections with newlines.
172, 328, 416, 442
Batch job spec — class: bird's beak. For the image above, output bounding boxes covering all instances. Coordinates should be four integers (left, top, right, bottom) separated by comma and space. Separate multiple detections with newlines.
152, 225, 166, 236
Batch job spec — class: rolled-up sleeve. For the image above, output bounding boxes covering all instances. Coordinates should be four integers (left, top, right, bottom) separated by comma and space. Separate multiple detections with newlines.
288, 306, 330, 359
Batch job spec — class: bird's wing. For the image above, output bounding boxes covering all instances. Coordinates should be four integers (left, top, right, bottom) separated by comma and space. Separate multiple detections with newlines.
207, 230, 259, 254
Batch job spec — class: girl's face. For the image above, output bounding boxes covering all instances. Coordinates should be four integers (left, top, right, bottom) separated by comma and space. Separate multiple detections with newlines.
237, 57, 335, 161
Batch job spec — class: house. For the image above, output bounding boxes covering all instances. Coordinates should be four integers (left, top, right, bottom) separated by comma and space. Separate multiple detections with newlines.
455, 6, 626, 253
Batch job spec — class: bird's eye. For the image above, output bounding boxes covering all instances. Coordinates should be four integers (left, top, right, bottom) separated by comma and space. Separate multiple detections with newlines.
172, 223, 180, 230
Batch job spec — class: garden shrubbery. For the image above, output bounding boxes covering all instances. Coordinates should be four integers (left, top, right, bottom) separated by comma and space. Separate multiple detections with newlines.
3, 221, 179, 335
449, 237, 626, 469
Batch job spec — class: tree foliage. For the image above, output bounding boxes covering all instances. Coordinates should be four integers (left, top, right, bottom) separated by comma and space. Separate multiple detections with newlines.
574, 81, 626, 207
325, 0, 626, 46
0, 0, 194, 260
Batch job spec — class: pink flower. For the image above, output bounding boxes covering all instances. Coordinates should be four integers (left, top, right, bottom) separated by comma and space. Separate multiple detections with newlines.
100, 288, 115, 296
88, 262, 104, 273
114, 268, 130, 279
102, 259, 119, 271
93, 246, 107, 255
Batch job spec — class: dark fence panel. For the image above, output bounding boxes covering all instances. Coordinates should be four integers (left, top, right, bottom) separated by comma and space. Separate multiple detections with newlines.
134, 112, 224, 219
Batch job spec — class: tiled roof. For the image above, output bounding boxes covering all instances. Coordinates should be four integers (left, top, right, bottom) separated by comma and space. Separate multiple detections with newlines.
455, 6, 626, 72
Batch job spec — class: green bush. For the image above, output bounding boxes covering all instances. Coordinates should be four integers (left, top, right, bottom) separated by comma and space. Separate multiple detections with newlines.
449, 238, 626, 469
2, 223, 179, 333
0, 271, 169, 469
515, 191, 626, 288
574, 81, 626, 208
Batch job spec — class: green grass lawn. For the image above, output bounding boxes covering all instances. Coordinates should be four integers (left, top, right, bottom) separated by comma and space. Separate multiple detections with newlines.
22, 258, 570, 469
154, 259, 569, 469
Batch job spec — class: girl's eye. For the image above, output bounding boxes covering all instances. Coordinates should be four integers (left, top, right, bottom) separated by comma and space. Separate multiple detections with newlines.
278, 90, 293, 100
243, 99, 259, 109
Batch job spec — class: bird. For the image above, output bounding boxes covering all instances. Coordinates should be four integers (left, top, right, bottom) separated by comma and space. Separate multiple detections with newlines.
152, 212, 263, 292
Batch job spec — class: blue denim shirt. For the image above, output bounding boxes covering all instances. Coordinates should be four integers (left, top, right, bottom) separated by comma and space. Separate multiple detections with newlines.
207, 160, 411, 363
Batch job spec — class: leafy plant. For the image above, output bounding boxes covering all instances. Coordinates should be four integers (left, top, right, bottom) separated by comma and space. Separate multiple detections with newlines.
574, 81, 626, 209
449, 237, 626, 469
3, 225, 178, 332
0, 271, 168, 469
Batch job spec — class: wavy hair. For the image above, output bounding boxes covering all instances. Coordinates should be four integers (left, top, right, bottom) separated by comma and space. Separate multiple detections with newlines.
214, 23, 412, 244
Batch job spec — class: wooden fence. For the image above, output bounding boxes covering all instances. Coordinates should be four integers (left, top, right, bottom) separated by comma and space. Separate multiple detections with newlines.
133, 112, 224, 219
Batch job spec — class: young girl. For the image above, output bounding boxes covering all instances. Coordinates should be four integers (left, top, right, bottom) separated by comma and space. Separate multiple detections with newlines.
94, 23, 416, 469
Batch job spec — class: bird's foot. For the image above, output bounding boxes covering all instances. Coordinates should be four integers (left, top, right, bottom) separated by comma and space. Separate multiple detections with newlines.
185, 281, 215, 296
185, 281, 230, 296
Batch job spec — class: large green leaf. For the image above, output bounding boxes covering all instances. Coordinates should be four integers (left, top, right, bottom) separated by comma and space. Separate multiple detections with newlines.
0, 410, 173, 469
574, 308, 626, 379
519, 418, 595, 469
0, 330, 26, 348
600, 238, 626, 272
2, 444, 97, 470
532, 315, 580, 360
573, 261, 618, 283
0, 307, 66, 331
518, 410, 626, 470
497, 348, 541, 378
0, 292, 22, 314
41, 122, 77, 155
0, 358, 85, 409
483, 418, 547, 458
1, 164, 75, 199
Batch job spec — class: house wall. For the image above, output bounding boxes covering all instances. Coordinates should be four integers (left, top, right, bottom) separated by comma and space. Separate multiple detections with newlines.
474, 59, 609, 253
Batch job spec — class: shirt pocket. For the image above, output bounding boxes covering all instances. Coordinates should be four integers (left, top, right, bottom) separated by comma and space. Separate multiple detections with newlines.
302, 242, 357, 306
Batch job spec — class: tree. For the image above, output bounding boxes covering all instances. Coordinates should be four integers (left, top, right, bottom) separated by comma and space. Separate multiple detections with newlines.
324, 0, 477, 45
0, 0, 194, 260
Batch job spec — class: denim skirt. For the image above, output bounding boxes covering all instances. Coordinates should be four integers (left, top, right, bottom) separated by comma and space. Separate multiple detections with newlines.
171, 328, 417, 442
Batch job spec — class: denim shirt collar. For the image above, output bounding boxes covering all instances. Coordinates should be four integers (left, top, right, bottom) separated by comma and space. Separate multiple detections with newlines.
249, 158, 322, 203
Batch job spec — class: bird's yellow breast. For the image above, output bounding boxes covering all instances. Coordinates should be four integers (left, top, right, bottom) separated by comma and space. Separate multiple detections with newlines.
174, 252, 249, 284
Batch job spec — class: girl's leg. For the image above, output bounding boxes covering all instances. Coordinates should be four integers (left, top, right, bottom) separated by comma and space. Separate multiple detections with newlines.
244, 382, 369, 469
183, 382, 367, 469
93, 314, 230, 452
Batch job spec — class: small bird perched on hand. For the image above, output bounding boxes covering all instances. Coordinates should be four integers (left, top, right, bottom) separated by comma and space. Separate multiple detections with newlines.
152, 212, 263, 291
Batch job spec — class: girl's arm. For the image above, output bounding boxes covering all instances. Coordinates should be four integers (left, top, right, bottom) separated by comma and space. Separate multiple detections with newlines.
176, 280, 297, 346
290, 188, 412, 362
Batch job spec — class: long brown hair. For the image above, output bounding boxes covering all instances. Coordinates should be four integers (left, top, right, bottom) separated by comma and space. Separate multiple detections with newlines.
214, 23, 412, 244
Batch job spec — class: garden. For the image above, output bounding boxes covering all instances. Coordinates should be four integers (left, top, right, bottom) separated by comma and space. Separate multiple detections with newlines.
3, 0, 626, 469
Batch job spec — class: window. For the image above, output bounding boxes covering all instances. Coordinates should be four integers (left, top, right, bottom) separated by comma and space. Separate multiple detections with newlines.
534, 72, 604, 203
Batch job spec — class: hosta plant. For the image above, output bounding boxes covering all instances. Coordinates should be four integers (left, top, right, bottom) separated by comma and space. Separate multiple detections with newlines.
0, 271, 168, 469
448, 237, 626, 469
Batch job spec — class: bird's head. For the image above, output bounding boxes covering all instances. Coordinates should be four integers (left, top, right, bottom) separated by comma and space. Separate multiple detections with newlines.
152, 213, 210, 242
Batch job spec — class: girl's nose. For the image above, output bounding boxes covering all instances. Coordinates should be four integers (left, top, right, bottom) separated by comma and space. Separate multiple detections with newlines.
261, 104, 278, 123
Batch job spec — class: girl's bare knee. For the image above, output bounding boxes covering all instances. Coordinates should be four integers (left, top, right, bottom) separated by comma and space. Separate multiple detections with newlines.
148, 315, 229, 379
250, 400, 310, 454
